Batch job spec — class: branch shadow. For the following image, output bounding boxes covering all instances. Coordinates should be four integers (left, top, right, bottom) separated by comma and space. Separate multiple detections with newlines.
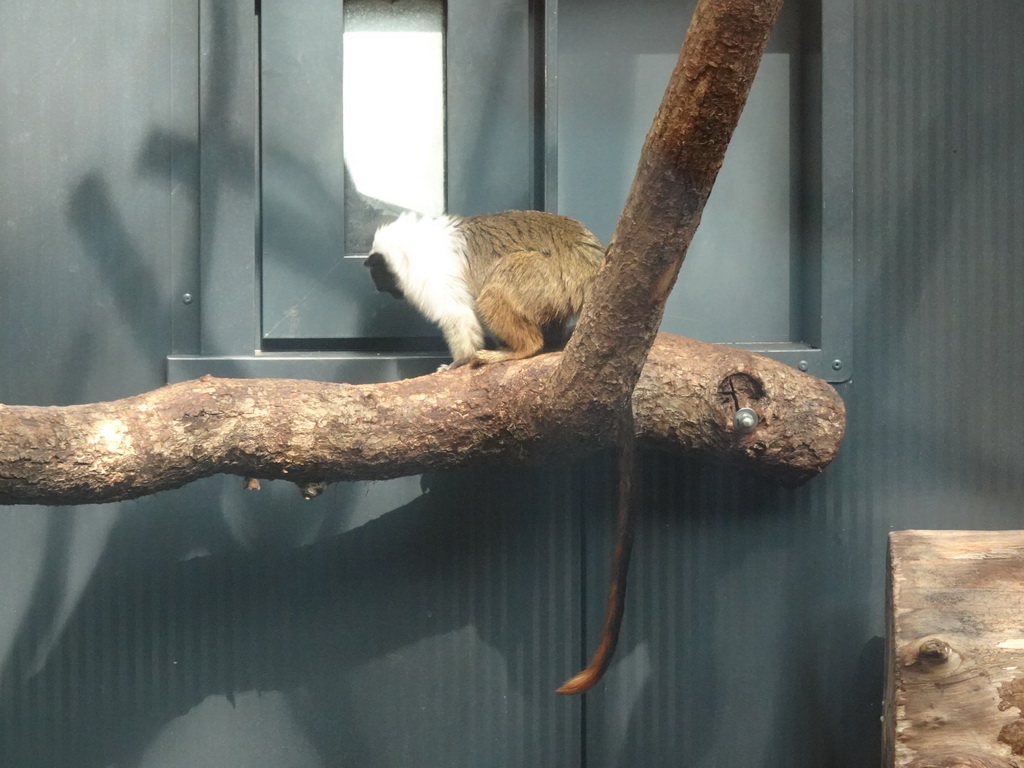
0, 159, 176, 728
0, 466, 579, 767
589, 453, 881, 767
853, 13, 1024, 507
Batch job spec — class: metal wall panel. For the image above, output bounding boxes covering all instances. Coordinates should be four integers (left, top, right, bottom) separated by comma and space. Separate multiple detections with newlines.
0, 1, 581, 766
0, 471, 584, 767
2, 0, 1024, 767
195, 0, 260, 356
0, 0, 192, 403
556, 0, 854, 382
260, 0, 545, 343
578, 0, 1024, 765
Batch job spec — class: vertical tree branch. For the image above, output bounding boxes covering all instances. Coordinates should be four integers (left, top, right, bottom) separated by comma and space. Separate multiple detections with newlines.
554, 0, 786, 411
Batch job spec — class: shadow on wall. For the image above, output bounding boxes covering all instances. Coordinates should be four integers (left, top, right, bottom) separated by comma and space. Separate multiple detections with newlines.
1, 5, 567, 766
135, 0, 409, 331
583, 453, 883, 768
0, 466, 583, 768
853, 9, 1024, 515
66, 173, 164, 347
0, 162, 174, 750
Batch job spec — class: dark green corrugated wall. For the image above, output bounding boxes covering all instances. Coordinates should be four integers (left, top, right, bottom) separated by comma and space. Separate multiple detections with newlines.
1, 0, 1022, 766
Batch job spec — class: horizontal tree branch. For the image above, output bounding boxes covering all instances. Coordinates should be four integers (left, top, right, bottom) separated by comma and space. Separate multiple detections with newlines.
0, 333, 844, 506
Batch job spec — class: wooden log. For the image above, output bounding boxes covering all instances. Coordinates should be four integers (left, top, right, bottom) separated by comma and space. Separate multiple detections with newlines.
886, 530, 1024, 768
0, 332, 844, 506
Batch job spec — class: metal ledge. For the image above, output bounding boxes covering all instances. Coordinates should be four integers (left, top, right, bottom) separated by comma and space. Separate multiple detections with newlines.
167, 341, 842, 385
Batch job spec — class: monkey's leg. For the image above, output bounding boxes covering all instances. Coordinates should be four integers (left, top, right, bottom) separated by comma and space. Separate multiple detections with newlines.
438, 308, 486, 370
470, 288, 545, 367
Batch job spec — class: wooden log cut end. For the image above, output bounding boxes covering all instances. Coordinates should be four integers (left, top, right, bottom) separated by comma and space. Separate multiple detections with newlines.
886, 530, 1024, 768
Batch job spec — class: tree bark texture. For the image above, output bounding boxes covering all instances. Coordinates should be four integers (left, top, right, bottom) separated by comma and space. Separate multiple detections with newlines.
0, 333, 844, 505
886, 530, 1024, 768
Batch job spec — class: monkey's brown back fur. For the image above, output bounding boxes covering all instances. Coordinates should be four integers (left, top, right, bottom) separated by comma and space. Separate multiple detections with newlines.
457, 211, 605, 366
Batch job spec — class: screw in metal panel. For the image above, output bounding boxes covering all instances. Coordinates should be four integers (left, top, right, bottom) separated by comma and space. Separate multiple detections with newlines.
733, 407, 759, 433
797, 360, 809, 372
831, 359, 843, 371
182, 293, 194, 305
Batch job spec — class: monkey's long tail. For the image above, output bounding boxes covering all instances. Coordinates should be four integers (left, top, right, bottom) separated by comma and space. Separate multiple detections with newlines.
556, 407, 636, 695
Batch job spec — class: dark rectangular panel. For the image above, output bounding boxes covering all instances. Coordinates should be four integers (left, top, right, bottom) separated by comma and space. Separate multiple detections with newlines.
558, 0, 798, 345
259, 0, 449, 342
556, 0, 852, 381
445, 0, 538, 215
0, 0, 189, 402
259, 0, 543, 343
198, 0, 260, 356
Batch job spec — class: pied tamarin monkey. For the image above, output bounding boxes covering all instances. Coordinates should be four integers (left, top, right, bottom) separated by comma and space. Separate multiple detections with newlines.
365, 209, 635, 694
365, 210, 604, 369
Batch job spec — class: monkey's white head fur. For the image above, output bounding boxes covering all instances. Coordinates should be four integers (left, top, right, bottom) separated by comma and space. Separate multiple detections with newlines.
369, 212, 485, 367
369, 212, 472, 325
